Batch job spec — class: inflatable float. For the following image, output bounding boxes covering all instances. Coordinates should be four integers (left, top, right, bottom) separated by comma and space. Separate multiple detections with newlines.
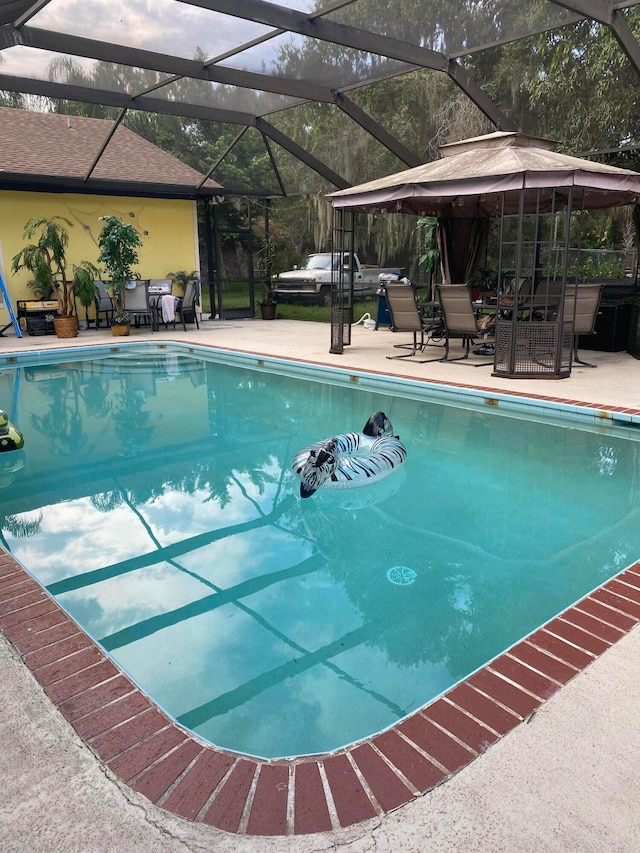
292, 411, 407, 499
0, 451, 25, 488
0, 410, 24, 452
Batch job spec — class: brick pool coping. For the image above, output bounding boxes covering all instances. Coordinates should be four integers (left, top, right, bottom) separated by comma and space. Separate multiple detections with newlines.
1, 356, 640, 836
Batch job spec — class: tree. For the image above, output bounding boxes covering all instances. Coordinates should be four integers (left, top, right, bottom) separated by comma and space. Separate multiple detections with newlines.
40, 6, 640, 273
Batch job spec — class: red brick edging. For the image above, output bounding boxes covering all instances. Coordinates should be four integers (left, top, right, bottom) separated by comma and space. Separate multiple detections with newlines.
1, 549, 640, 836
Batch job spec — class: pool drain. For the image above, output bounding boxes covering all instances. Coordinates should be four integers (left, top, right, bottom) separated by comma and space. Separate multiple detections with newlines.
386, 566, 417, 585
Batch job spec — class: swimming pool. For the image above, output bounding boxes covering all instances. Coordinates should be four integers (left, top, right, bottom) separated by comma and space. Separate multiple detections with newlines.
1, 343, 639, 760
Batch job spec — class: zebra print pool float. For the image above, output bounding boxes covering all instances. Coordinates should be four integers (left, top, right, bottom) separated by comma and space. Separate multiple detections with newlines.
292, 411, 407, 499
0, 410, 24, 452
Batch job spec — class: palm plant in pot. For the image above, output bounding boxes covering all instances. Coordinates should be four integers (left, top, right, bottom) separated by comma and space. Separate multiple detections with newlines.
97, 215, 144, 336
11, 216, 99, 338
256, 238, 285, 319
260, 279, 277, 319
414, 215, 440, 304
166, 270, 199, 297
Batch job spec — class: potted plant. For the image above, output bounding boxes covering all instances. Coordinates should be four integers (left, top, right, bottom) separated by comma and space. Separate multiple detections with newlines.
166, 270, 199, 297
472, 266, 499, 302
97, 215, 144, 336
260, 281, 277, 320
256, 239, 283, 320
414, 215, 440, 303
11, 216, 100, 338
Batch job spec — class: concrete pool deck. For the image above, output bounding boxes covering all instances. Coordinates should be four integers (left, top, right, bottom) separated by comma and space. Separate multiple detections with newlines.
1, 318, 640, 852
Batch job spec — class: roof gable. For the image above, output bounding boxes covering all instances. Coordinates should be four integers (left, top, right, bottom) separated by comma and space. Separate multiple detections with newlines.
0, 107, 222, 198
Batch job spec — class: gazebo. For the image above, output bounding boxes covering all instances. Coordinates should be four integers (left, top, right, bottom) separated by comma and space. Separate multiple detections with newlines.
328, 131, 640, 377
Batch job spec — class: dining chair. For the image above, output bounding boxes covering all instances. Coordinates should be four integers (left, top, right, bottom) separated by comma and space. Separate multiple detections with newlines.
176, 280, 200, 330
156, 280, 201, 331
437, 284, 494, 365
124, 281, 156, 331
91, 280, 114, 329
562, 283, 604, 367
383, 282, 444, 361
496, 277, 536, 318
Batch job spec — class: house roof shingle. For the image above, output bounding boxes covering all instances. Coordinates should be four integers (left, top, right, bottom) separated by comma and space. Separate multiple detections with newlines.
0, 107, 222, 198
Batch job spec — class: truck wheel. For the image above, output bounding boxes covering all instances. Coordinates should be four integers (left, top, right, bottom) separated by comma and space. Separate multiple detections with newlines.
318, 286, 332, 306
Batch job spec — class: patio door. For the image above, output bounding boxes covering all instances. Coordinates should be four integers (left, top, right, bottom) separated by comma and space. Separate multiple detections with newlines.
212, 199, 256, 320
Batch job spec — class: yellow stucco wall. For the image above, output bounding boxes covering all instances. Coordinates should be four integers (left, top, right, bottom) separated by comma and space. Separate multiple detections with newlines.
0, 190, 199, 306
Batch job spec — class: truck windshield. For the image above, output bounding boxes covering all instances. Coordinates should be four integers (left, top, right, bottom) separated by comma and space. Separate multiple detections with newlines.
299, 255, 333, 271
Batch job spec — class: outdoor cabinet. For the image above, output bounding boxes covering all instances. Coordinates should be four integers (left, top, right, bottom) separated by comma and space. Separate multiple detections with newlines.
577, 281, 636, 352
579, 304, 632, 352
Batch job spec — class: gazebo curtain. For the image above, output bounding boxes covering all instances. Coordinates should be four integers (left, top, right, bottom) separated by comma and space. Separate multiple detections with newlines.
437, 217, 490, 285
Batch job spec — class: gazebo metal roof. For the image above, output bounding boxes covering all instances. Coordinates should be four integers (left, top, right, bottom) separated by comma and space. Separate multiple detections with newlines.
1, 1, 640, 195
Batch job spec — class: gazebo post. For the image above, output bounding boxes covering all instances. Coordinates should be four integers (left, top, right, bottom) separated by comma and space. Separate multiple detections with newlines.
329, 208, 355, 354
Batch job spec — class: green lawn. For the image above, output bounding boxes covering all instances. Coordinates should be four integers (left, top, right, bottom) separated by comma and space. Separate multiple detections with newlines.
272, 301, 378, 322
204, 280, 378, 322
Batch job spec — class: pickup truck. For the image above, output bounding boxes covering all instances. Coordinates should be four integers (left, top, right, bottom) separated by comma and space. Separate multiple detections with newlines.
272, 253, 401, 306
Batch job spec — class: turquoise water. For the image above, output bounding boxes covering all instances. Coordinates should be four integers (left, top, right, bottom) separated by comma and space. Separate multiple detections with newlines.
1, 348, 639, 759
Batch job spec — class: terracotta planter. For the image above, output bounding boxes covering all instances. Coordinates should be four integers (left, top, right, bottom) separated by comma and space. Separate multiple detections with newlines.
260, 302, 277, 320
111, 322, 131, 337
53, 316, 78, 338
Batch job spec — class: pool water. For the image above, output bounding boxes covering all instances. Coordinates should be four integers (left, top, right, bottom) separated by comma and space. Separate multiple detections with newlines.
1, 348, 639, 759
